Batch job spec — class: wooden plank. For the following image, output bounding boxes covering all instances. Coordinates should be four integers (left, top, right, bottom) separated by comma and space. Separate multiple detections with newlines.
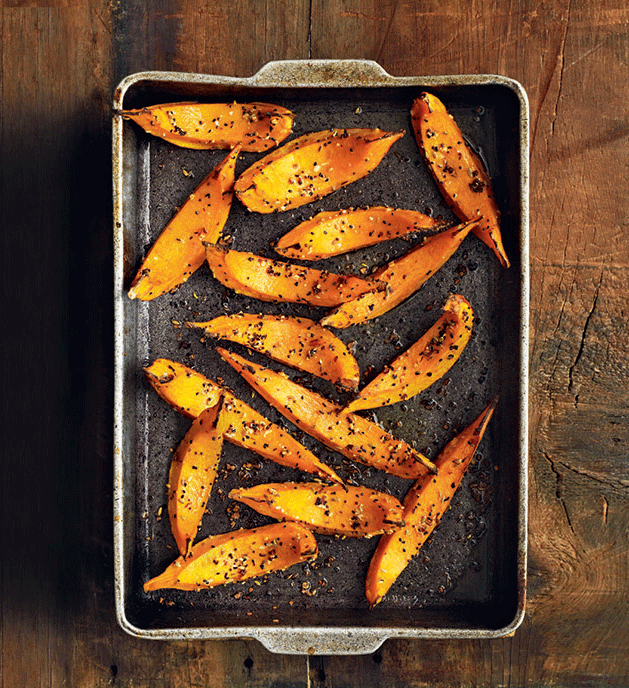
174, 0, 312, 76
1, 5, 114, 687
112, 0, 311, 82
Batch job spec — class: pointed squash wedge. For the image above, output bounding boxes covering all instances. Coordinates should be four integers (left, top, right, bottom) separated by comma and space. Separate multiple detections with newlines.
411, 92, 510, 267
120, 101, 294, 151
128, 147, 239, 300
234, 128, 405, 213
217, 348, 437, 479
168, 398, 226, 556
144, 522, 317, 592
229, 482, 405, 538
186, 313, 360, 390
144, 358, 342, 483
320, 218, 478, 328
365, 398, 497, 608
346, 294, 473, 412
205, 244, 384, 308
274, 206, 446, 261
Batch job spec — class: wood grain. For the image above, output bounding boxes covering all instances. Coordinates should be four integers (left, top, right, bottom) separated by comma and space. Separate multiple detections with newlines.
2, 0, 628, 686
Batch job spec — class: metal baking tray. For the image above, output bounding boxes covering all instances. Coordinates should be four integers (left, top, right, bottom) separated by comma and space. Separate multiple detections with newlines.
113, 60, 528, 654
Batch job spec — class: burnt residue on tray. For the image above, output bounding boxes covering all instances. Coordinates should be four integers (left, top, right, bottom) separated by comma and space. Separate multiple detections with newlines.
119, 81, 525, 634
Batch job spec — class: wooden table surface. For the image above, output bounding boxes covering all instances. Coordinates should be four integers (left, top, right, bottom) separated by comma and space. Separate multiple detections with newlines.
3, 1, 628, 686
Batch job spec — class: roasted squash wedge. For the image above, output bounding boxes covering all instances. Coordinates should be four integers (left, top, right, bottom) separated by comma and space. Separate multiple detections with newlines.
217, 348, 437, 479
205, 244, 384, 308
365, 398, 497, 608
274, 206, 446, 261
229, 482, 405, 538
234, 128, 405, 213
346, 294, 473, 412
120, 101, 294, 152
168, 398, 227, 556
186, 313, 360, 390
144, 522, 317, 592
144, 358, 342, 483
128, 147, 239, 301
321, 218, 478, 328
411, 93, 509, 267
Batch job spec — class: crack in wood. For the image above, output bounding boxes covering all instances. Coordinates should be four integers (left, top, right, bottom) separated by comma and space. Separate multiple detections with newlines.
544, 452, 575, 535
307, 0, 313, 59
556, 459, 629, 493
568, 270, 603, 403
551, 0, 572, 137
544, 268, 574, 393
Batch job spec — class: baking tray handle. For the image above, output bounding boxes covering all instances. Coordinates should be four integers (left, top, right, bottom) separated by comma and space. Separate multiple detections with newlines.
255, 628, 389, 656
249, 59, 395, 88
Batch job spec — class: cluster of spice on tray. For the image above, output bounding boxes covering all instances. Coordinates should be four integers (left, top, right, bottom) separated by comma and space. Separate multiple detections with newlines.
121, 93, 505, 606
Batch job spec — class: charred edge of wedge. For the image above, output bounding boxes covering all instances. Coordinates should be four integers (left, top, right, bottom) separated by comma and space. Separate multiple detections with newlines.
184, 313, 360, 390
228, 482, 406, 537
142, 358, 343, 484
234, 128, 405, 213
168, 396, 226, 556
319, 218, 480, 329
216, 346, 438, 478
143, 522, 318, 592
204, 243, 386, 307
128, 146, 239, 301
273, 207, 449, 260
118, 102, 295, 151
411, 93, 509, 268
365, 397, 498, 608
344, 293, 473, 412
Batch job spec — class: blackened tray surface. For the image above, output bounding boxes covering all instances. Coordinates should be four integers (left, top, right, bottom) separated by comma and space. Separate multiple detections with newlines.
114, 62, 527, 651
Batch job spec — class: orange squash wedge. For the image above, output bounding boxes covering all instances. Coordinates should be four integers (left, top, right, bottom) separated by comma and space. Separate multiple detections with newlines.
411, 92, 509, 267
205, 244, 384, 308
229, 482, 405, 538
144, 522, 317, 592
186, 313, 360, 390
168, 398, 227, 556
346, 294, 473, 412
365, 398, 497, 608
128, 147, 239, 301
274, 206, 446, 260
120, 101, 294, 152
234, 128, 405, 213
320, 218, 478, 328
217, 348, 437, 479
144, 358, 342, 483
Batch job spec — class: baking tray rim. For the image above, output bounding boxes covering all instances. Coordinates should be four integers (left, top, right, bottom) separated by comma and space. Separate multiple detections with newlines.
112, 59, 529, 654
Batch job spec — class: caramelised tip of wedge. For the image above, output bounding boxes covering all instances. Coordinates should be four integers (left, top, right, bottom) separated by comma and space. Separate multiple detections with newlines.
144, 522, 317, 592
168, 398, 226, 556
321, 218, 478, 329
229, 482, 405, 538
128, 146, 239, 301
143, 358, 342, 483
234, 127, 405, 213
217, 347, 437, 479
365, 398, 497, 608
120, 101, 294, 151
205, 244, 384, 308
274, 206, 447, 261
346, 294, 473, 412
186, 313, 360, 390
411, 92, 509, 268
